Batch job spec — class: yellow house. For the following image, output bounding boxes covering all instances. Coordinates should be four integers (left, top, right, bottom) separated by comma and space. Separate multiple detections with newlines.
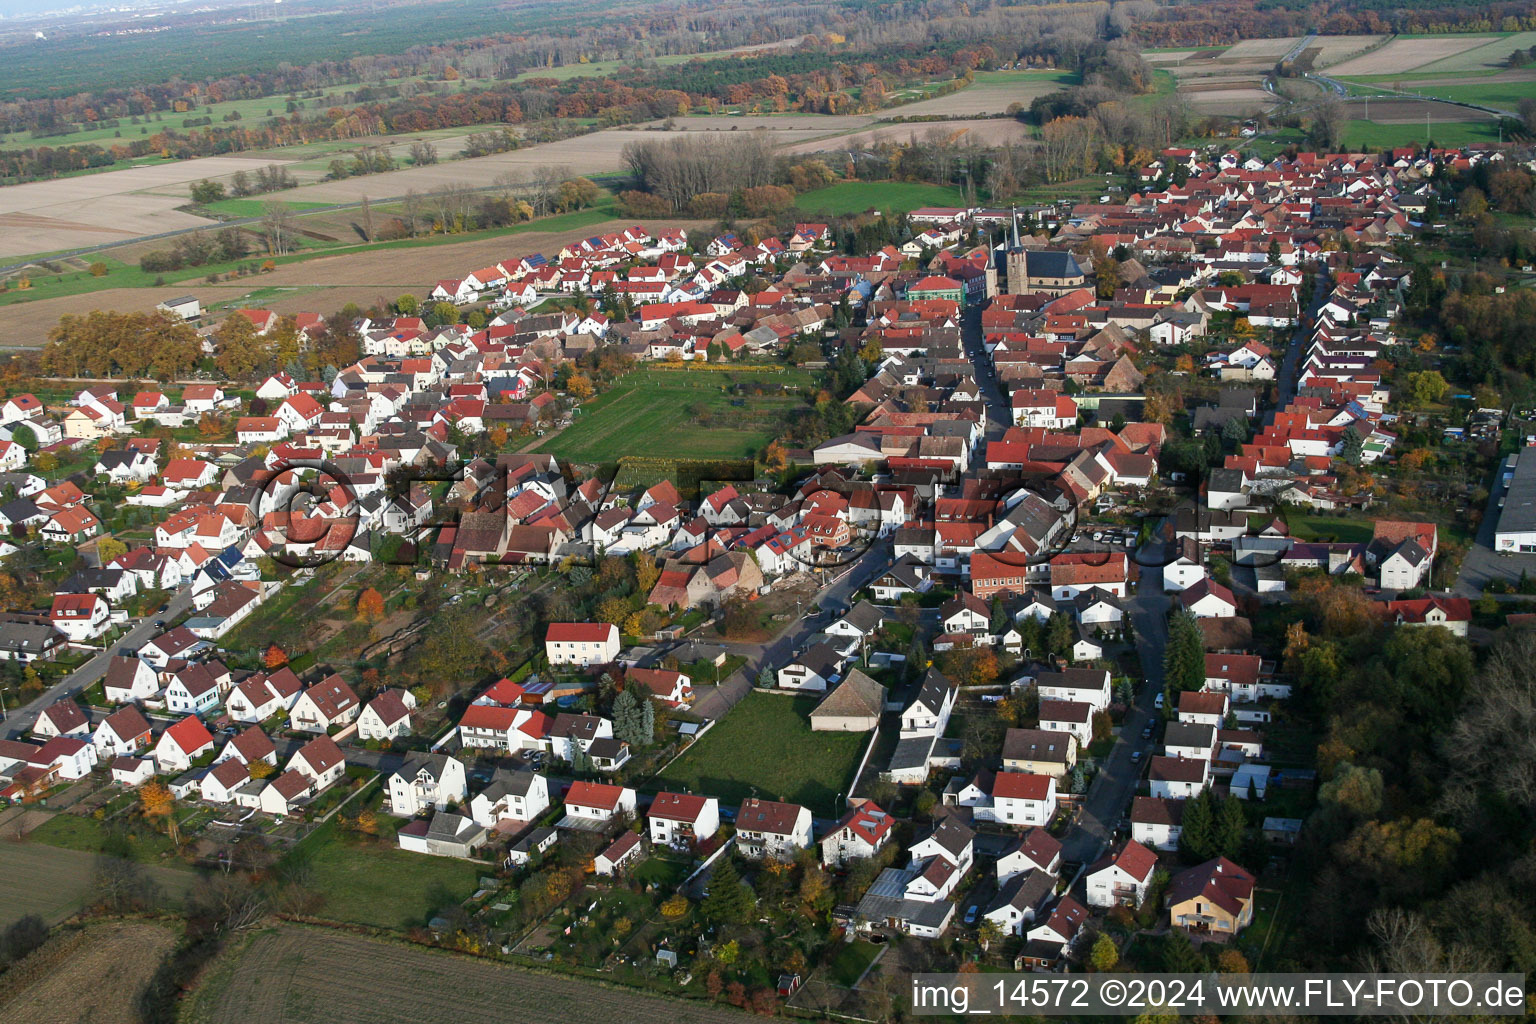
1166, 857, 1256, 935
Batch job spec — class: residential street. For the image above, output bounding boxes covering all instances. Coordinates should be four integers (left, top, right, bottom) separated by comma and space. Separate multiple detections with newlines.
1059, 590, 1170, 866
961, 304, 1012, 440
689, 540, 894, 720
3, 588, 196, 738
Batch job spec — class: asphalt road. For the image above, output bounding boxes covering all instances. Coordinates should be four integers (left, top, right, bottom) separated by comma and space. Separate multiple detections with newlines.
689, 540, 894, 721
1058, 590, 1171, 866
4, 588, 196, 738
961, 304, 1013, 441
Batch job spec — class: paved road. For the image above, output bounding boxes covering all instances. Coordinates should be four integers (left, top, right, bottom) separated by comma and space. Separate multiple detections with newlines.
961, 304, 1012, 440
1267, 272, 1328, 424
3, 589, 195, 738
690, 540, 894, 721
1058, 590, 1171, 865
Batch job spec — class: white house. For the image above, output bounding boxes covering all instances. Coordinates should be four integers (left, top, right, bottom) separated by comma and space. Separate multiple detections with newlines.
387, 752, 469, 818
1131, 796, 1184, 852
289, 676, 361, 733
735, 797, 813, 860
544, 622, 619, 667
562, 780, 637, 824
32, 698, 90, 739
990, 771, 1058, 827
49, 593, 111, 643
1085, 840, 1158, 908
900, 669, 957, 737
1035, 667, 1111, 713
154, 716, 216, 774
288, 734, 347, 791
357, 688, 416, 742
469, 768, 550, 828
93, 705, 153, 758
820, 801, 895, 867
1149, 755, 1209, 799
647, 791, 720, 850
996, 827, 1063, 884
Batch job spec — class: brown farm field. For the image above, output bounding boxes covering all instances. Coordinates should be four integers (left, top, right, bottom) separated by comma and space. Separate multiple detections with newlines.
1185, 88, 1276, 114
0, 156, 295, 260
0, 921, 177, 1024
0, 118, 861, 265
1347, 96, 1500, 123
185, 925, 763, 1024
0, 218, 714, 343
786, 118, 1035, 155
266, 121, 857, 207
1326, 35, 1490, 76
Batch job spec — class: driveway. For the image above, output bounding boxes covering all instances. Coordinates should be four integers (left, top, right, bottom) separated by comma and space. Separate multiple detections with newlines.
1454, 462, 1536, 595
1058, 590, 1170, 865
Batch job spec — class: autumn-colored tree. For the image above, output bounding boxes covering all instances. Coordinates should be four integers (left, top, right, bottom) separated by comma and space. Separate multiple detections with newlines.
749, 989, 779, 1017
354, 809, 379, 835
1089, 932, 1119, 971
356, 587, 385, 622
635, 558, 661, 594
140, 780, 180, 844
263, 643, 289, 669
95, 537, 127, 563
489, 425, 509, 449
595, 596, 628, 625
567, 374, 594, 400
1282, 620, 1309, 676
1216, 948, 1250, 974
249, 759, 277, 780
196, 413, 226, 440
938, 646, 999, 687
661, 893, 690, 918
763, 441, 788, 473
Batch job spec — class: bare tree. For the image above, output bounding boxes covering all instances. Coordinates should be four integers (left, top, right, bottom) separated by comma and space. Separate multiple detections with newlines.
409, 141, 439, 166
261, 200, 298, 255
402, 189, 423, 235
358, 194, 374, 242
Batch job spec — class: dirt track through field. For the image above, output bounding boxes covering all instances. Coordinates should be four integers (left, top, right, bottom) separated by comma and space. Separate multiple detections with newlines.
198, 926, 762, 1024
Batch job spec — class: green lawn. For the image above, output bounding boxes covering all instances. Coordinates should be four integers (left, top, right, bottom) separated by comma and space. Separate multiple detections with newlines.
827, 938, 883, 986
295, 820, 483, 930
1283, 514, 1376, 544
1342, 118, 1501, 150
26, 810, 182, 865
537, 366, 816, 463
199, 197, 333, 218
655, 691, 867, 817
794, 181, 966, 217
